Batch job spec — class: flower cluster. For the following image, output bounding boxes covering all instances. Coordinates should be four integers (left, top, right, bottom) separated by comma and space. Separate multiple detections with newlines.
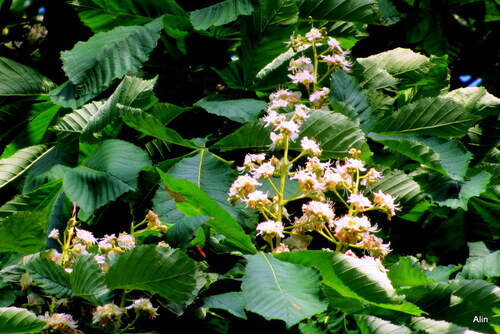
229, 27, 400, 262
38, 312, 82, 334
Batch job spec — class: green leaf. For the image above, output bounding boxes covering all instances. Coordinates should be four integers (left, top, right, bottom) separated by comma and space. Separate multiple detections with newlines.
71, 255, 112, 305
0, 211, 46, 254
106, 245, 197, 304
369, 134, 472, 181
458, 242, 500, 280
150, 102, 187, 126
388, 256, 434, 288
122, 108, 199, 149
52, 19, 162, 106
355, 315, 411, 334
444, 87, 500, 117
203, 292, 247, 319
196, 97, 266, 123
63, 140, 151, 213
211, 119, 272, 151
330, 70, 374, 132
55, 75, 158, 141
0, 307, 45, 334
242, 252, 328, 328
297, 0, 378, 24
373, 97, 477, 137
0, 57, 55, 96
70, 0, 187, 32
0, 145, 53, 189
191, 0, 254, 30
468, 197, 500, 239
240, 0, 298, 85
157, 169, 257, 254
24, 257, 73, 298
410, 317, 483, 334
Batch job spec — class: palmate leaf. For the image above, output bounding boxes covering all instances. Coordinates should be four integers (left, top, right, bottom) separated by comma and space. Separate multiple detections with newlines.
106, 245, 197, 304
24, 257, 73, 298
369, 134, 472, 181
157, 170, 257, 254
297, 0, 378, 24
0, 307, 45, 334
63, 140, 151, 213
0, 211, 46, 254
52, 19, 162, 107
70, 0, 187, 32
0, 145, 53, 189
190, 0, 254, 30
355, 315, 411, 334
202, 292, 247, 319
240, 0, 298, 86
196, 97, 267, 123
71, 255, 112, 305
0, 57, 55, 96
373, 97, 477, 138
242, 252, 328, 328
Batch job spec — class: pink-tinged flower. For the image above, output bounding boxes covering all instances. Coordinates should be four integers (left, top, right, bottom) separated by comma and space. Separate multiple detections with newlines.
360, 234, 391, 258
94, 254, 106, 265
39, 313, 78, 331
269, 132, 284, 149
127, 298, 158, 319
348, 193, 373, 212
238, 153, 267, 172
48, 228, 59, 239
323, 168, 344, 190
373, 190, 401, 217
243, 190, 270, 209
288, 70, 316, 88
327, 37, 342, 52
117, 233, 136, 250
273, 243, 290, 253
262, 110, 286, 127
288, 56, 313, 73
92, 304, 125, 325
252, 162, 275, 178
270, 89, 302, 102
302, 201, 335, 221
305, 28, 323, 42
267, 98, 290, 111
321, 53, 352, 72
293, 104, 310, 122
98, 234, 116, 251
290, 169, 326, 193
276, 120, 300, 140
75, 228, 97, 246
256, 220, 285, 238
309, 87, 330, 103
72, 243, 89, 255
229, 175, 261, 197
301, 137, 322, 156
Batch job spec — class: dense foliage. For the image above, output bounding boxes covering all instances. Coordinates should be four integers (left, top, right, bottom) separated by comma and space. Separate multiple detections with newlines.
0, 0, 499, 333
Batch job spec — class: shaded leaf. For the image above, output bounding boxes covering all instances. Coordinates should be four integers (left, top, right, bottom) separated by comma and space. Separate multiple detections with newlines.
458, 242, 500, 280
0, 211, 46, 254
242, 252, 328, 328
203, 292, 247, 319
191, 0, 254, 30
0, 57, 55, 96
25, 257, 73, 298
196, 97, 266, 123
297, 0, 378, 24
106, 245, 197, 304
0, 307, 45, 334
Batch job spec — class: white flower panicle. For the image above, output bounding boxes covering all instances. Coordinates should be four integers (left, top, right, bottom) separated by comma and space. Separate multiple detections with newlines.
92, 304, 125, 325
127, 298, 158, 319
256, 220, 285, 238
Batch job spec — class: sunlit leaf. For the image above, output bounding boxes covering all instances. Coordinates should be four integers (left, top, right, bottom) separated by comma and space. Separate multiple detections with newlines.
71, 255, 112, 305
0, 307, 45, 334
25, 257, 73, 298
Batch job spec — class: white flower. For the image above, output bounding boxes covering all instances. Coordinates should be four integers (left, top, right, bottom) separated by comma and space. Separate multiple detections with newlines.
305, 157, 330, 174
276, 120, 300, 140
270, 89, 302, 102
309, 87, 330, 103
48, 228, 59, 239
293, 104, 310, 121
269, 132, 284, 149
229, 175, 261, 197
288, 70, 316, 87
127, 298, 158, 319
75, 228, 97, 246
321, 53, 352, 72
256, 220, 285, 238
290, 169, 326, 193
305, 28, 323, 42
92, 304, 125, 324
327, 37, 342, 52
301, 137, 322, 156
262, 110, 286, 127
348, 193, 373, 212
289, 56, 314, 73
117, 233, 136, 250
344, 158, 366, 172
39, 313, 78, 330
273, 243, 290, 253
323, 168, 344, 190
360, 234, 391, 258
373, 190, 401, 216
267, 98, 290, 111
94, 254, 106, 264
302, 201, 335, 220
243, 190, 270, 209
72, 243, 89, 255
333, 215, 372, 233
252, 162, 275, 178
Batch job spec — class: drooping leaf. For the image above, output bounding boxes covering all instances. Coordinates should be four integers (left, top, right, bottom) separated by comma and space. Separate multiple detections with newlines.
52, 19, 162, 107
71, 255, 112, 305
196, 97, 266, 123
0, 211, 46, 254
297, 0, 378, 24
373, 97, 477, 138
63, 140, 151, 213
388, 256, 434, 288
157, 170, 257, 254
203, 292, 247, 319
122, 108, 199, 149
0, 307, 45, 334
0, 57, 55, 96
242, 252, 328, 328
0, 145, 53, 189
24, 257, 73, 298
69, 0, 187, 32
355, 315, 411, 334
240, 0, 298, 86
369, 134, 472, 181
191, 0, 254, 30
106, 245, 197, 304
